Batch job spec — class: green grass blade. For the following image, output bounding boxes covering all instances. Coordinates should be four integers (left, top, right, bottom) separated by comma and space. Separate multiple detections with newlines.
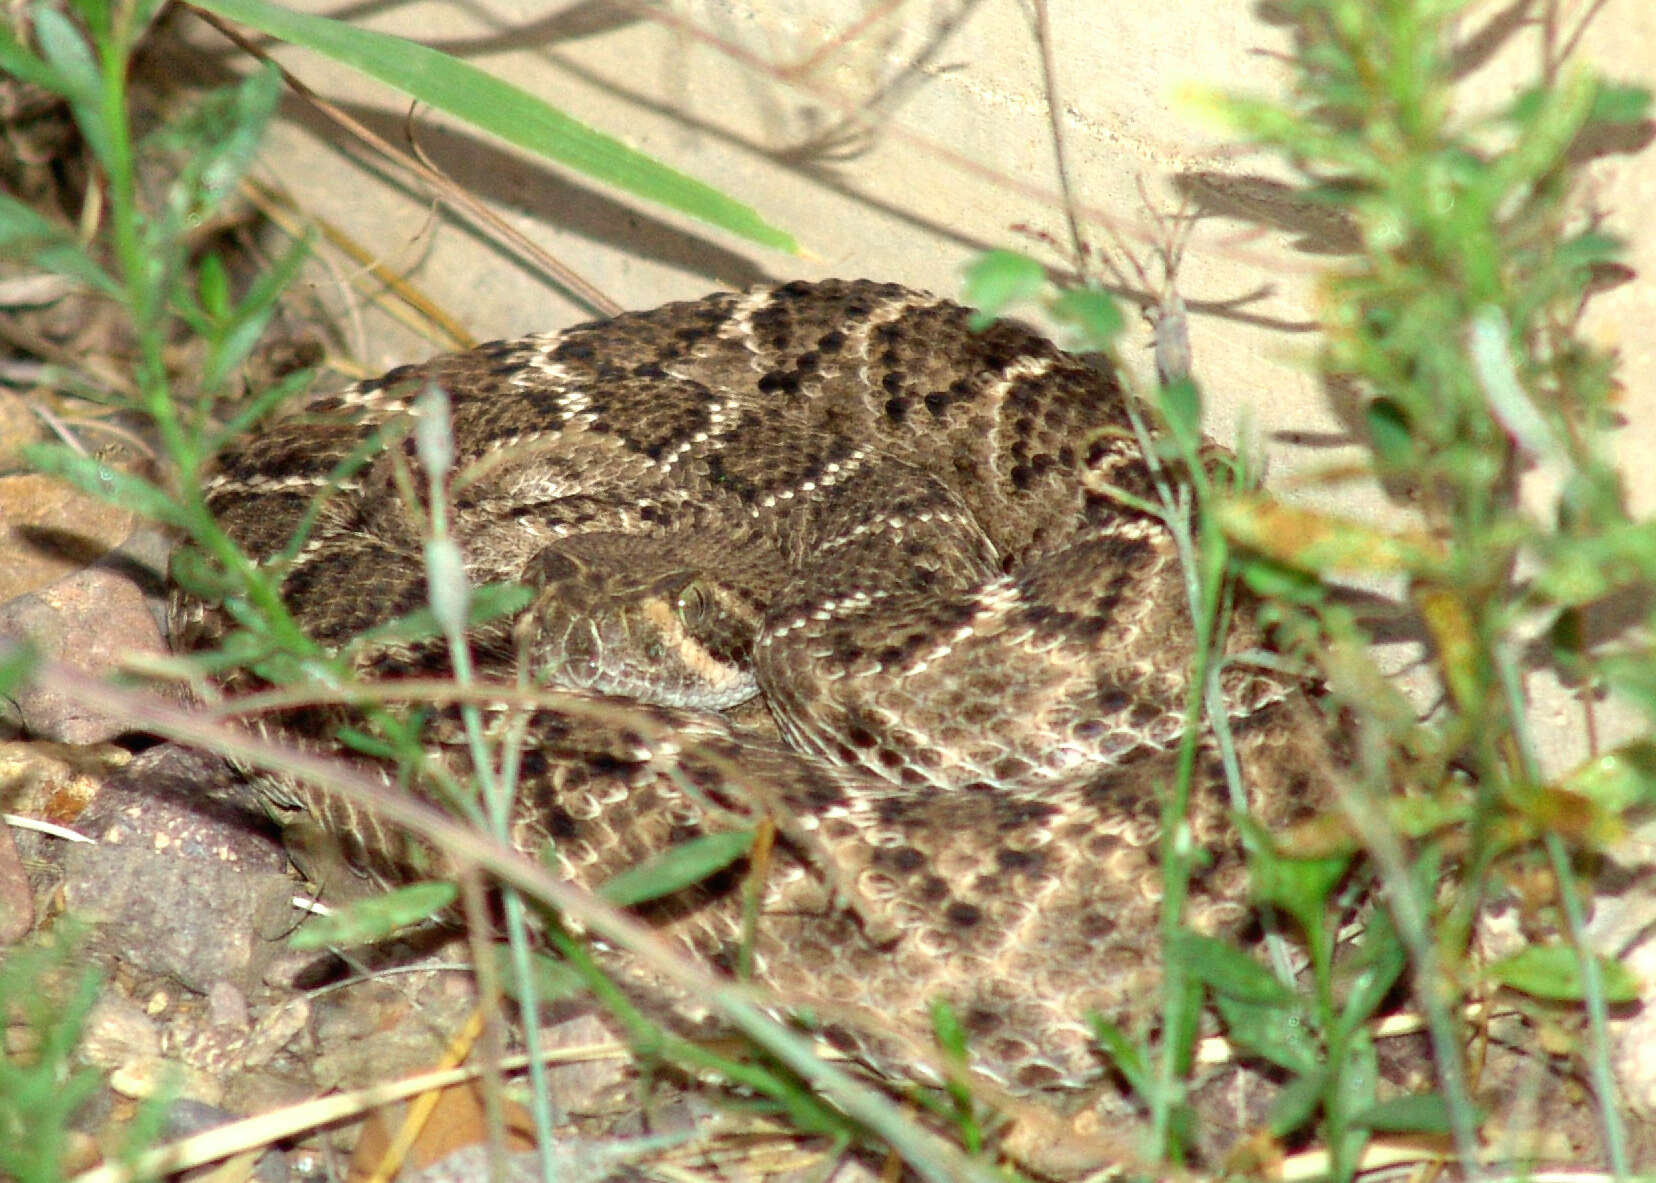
0, 191, 119, 295
598, 828, 755, 908
287, 880, 459, 948
184, 0, 796, 252
22, 443, 191, 526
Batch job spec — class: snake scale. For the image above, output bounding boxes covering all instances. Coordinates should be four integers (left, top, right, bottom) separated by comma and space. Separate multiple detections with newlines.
170, 278, 1337, 1101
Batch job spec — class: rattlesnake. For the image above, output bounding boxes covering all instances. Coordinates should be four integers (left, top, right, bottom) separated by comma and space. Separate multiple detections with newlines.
171, 278, 1337, 1098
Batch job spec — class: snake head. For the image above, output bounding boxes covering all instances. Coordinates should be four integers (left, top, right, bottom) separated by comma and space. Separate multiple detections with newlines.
516, 536, 760, 710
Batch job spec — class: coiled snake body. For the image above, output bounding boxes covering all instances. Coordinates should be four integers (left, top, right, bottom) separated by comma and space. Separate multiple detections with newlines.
172, 279, 1334, 1096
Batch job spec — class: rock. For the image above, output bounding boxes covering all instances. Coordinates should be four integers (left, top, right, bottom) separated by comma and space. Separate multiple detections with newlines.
0, 472, 137, 603
0, 738, 130, 942
0, 820, 32, 942
59, 746, 293, 993
0, 564, 170, 743
0, 389, 46, 473
162, 1098, 291, 1183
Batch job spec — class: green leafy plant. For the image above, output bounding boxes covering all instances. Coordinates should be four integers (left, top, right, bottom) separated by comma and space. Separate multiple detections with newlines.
1, 7, 1019, 1182
0, 928, 103, 1183
967, 2, 1651, 1173
2, 2, 816, 1177
1201, 2, 1652, 1175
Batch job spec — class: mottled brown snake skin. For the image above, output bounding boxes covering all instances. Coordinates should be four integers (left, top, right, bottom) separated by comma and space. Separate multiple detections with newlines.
171, 279, 1337, 1100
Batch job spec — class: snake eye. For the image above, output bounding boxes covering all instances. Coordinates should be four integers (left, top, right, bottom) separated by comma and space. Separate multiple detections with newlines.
676, 578, 715, 627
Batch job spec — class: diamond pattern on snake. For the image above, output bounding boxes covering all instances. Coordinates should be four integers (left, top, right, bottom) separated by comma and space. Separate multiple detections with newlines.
171, 278, 1337, 1096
